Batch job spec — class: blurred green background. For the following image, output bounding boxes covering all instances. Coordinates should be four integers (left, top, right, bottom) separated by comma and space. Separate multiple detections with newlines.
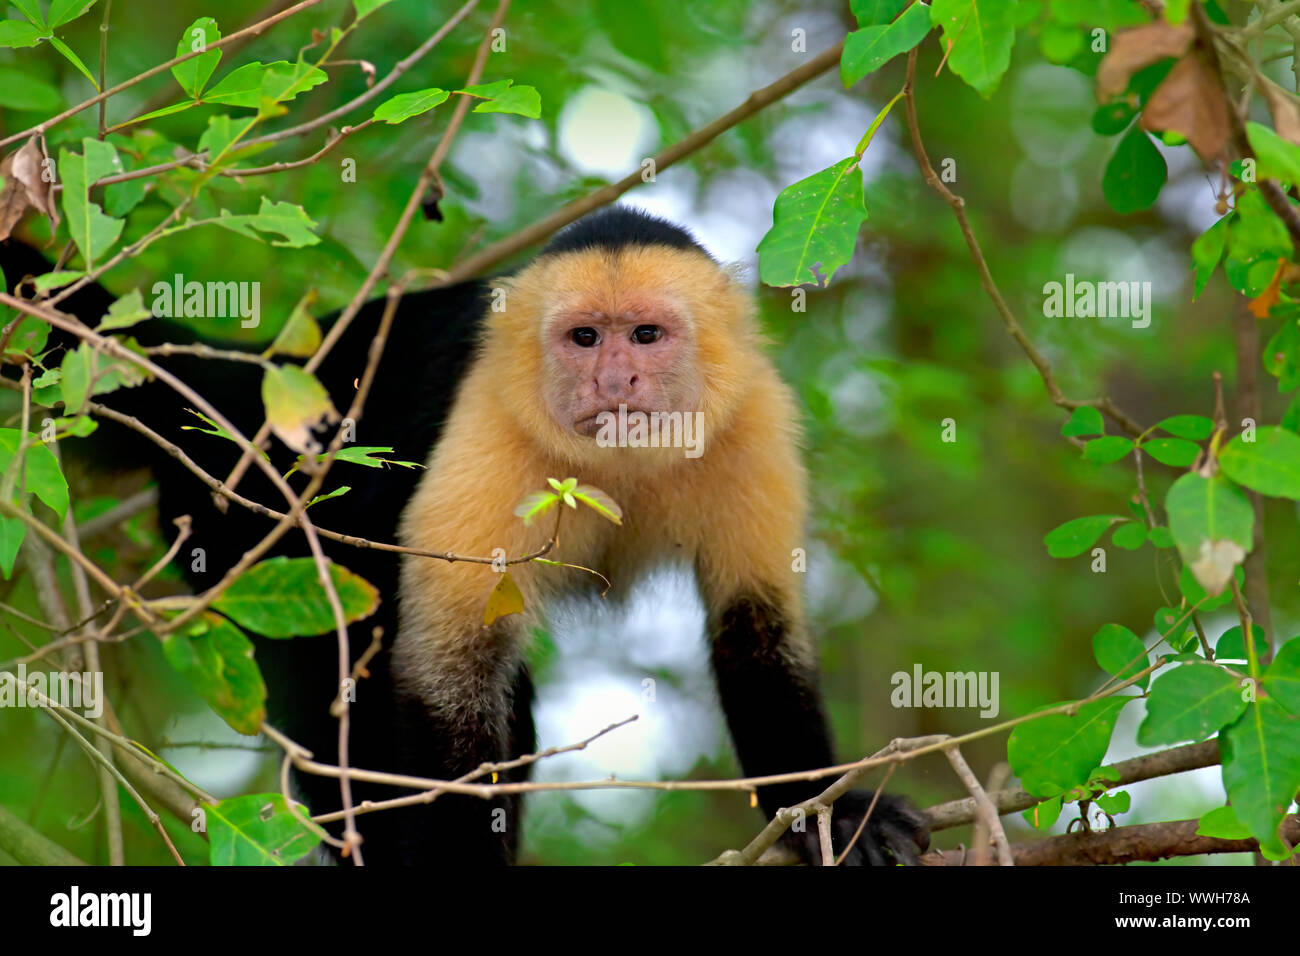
1, 0, 1292, 865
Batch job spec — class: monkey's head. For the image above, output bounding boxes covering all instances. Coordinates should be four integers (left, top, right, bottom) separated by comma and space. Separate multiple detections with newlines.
486, 211, 763, 468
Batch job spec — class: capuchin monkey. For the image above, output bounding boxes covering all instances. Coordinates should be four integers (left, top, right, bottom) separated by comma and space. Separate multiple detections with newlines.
1, 207, 928, 866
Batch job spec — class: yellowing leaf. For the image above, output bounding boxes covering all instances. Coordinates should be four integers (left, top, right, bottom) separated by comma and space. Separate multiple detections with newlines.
261, 364, 337, 454
484, 572, 524, 626
266, 290, 321, 357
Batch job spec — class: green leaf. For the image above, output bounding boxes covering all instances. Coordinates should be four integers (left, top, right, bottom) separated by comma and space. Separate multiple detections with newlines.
307, 486, 350, 508
2, 315, 49, 359
48, 36, 98, 90
212, 556, 379, 637
212, 197, 319, 248
1216, 622, 1267, 664
756, 157, 866, 287
1102, 126, 1167, 214
1138, 663, 1247, 746
1220, 698, 1300, 858
1218, 426, 1300, 499
1008, 697, 1130, 797
181, 407, 245, 447
1111, 521, 1146, 551
198, 114, 242, 165
1265, 317, 1300, 391
1284, 393, 1300, 433
30, 368, 61, 407
1164, 473, 1254, 566
333, 446, 421, 469
850, 0, 906, 26
10, 0, 44, 26
48, 0, 97, 27
1247, 121, 1300, 185
930, 0, 1017, 98
571, 484, 623, 526
1156, 414, 1213, 440
58, 339, 147, 414
372, 87, 450, 124
0, 428, 68, 520
1022, 795, 1062, 830
160, 612, 266, 735
0, 514, 24, 578
58, 138, 125, 267
257, 60, 328, 106
1061, 406, 1104, 437
0, 20, 47, 47
96, 288, 151, 332
1082, 435, 1133, 462
514, 489, 560, 524
1090, 101, 1135, 136
1043, 514, 1120, 558
1191, 215, 1230, 300
457, 79, 541, 119
128, 99, 197, 125
172, 17, 221, 98
840, 2, 931, 86
1092, 623, 1149, 689
1196, 805, 1252, 840
1263, 638, 1300, 714
30, 271, 83, 292
1095, 790, 1130, 815
297, 446, 423, 472
208, 794, 323, 866
353, 0, 395, 19
1141, 437, 1199, 467
1226, 192, 1291, 295
261, 363, 335, 454
1148, 526, 1174, 548
202, 62, 275, 107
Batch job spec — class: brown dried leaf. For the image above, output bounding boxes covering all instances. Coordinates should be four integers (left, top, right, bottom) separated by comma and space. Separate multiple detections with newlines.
0, 138, 59, 241
12, 138, 55, 224
1139, 52, 1230, 163
1262, 78, 1300, 146
1096, 21, 1194, 101
0, 152, 28, 242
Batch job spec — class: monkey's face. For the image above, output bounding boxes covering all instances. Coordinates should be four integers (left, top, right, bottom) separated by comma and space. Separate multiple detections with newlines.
490, 245, 758, 465
544, 297, 702, 437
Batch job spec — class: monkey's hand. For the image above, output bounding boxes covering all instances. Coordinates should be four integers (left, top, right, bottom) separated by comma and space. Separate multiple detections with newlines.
786, 790, 930, 866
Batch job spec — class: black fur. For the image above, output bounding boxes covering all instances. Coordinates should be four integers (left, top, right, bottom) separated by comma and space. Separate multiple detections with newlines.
711, 596, 929, 865
540, 206, 711, 260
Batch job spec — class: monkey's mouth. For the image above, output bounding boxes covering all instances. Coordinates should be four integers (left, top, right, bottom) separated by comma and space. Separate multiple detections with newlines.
574, 408, 650, 437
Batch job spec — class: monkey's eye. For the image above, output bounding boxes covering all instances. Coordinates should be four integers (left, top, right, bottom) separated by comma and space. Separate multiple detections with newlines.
571, 327, 599, 348
632, 325, 662, 344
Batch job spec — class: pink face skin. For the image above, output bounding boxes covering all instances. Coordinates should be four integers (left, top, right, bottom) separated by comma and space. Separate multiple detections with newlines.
544, 298, 699, 437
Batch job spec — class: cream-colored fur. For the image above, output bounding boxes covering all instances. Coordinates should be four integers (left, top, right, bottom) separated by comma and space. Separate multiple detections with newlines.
393, 246, 809, 705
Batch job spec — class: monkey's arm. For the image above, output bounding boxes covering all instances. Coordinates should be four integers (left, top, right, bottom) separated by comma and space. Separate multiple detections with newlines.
696, 375, 929, 866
